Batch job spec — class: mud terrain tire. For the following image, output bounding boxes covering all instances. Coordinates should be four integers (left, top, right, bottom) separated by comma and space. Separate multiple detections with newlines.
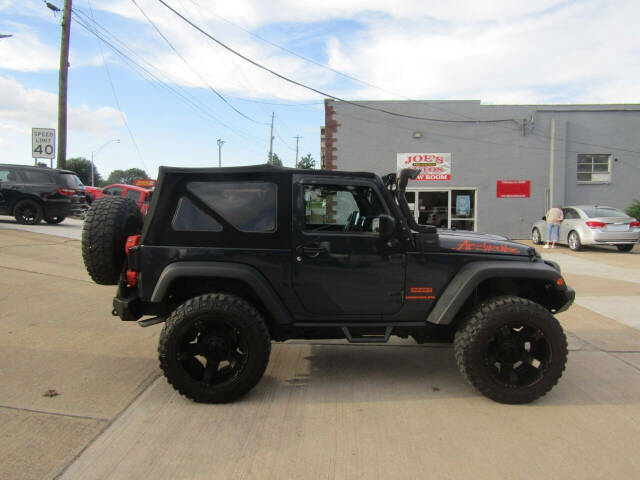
159, 294, 271, 403
454, 296, 567, 404
82, 196, 142, 285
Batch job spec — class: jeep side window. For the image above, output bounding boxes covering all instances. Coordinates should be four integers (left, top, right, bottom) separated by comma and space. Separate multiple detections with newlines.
187, 181, 277, 233
303, 184, 385, 233
104, 187, 123, 196
125, 189, 141, 201
172, 196, 222, 232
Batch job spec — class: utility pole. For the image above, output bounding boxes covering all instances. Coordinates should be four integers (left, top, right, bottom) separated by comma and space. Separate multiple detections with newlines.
56, 0, 72, 169
293, 135, 302, 167
548, 118, 555, 210
268, 112, 274, 165
217, 138, 225, 167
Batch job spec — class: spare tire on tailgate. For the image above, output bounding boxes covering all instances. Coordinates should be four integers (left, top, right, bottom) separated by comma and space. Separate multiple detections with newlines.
82, 196, 143, 285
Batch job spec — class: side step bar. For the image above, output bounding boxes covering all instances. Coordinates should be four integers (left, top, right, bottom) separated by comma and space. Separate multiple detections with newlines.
341, 326, 393, 343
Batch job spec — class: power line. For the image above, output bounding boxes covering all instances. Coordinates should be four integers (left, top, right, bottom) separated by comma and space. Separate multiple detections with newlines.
184, 0, 413, 102
159, 0, 640, 156
336, 109, 640, 160
274, 129, 295, 151
72, 9, 268, 151
129, 0, 266, 125
155, 0, 520, 125
87, 0, 148, 174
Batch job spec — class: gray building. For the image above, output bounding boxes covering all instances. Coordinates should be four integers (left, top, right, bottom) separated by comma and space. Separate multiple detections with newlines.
323, 99, 640, 238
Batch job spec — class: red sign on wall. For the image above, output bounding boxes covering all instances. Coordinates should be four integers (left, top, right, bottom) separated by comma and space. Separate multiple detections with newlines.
497, 180, 530, 198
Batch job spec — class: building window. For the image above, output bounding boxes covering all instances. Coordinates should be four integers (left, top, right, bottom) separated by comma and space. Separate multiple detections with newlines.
577, 154, 611, 183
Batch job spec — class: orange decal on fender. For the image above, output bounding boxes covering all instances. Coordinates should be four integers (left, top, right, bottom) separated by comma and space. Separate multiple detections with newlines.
454, 239, 519, 254
410, 287, 433, 293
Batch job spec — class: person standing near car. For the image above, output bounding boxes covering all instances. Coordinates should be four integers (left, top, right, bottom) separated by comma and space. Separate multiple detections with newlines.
544, 205, 564, 248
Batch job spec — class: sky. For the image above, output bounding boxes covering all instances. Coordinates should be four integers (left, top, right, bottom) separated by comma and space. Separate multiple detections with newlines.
1, 0, 639, 180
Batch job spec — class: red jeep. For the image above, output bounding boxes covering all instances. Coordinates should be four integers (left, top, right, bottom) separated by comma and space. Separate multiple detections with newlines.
88, 184, 153, 216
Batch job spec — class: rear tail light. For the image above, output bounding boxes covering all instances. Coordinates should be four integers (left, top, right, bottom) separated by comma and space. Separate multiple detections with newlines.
125, 270, 138, 287
125, 234, 141, 254
586, 221, 606, 229
630, 220, 640, 228
57, 187, 76, 196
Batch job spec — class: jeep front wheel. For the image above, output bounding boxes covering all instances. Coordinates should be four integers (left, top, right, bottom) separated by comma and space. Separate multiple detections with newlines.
454, 296, 567, 404
158, 294, 271, 403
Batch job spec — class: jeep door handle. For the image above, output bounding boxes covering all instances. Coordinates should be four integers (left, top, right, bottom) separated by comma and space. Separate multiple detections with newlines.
296, 244, 326, 258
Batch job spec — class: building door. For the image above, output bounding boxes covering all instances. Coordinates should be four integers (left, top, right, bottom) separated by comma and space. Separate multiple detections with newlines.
450, 189, 475, 231
405, 189, 477, 231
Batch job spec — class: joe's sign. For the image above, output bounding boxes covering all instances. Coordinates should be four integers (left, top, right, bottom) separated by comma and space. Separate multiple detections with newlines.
397, 153, 451, 181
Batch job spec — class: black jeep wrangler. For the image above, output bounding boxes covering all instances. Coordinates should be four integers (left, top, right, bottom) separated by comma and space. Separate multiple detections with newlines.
82, 166, 574, 404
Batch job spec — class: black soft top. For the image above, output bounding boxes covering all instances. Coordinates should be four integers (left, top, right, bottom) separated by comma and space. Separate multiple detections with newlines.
158, 163, 379, 180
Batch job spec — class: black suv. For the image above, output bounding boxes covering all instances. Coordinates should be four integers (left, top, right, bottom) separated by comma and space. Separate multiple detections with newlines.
82, 166, 574, 404
0, 164, 87, 224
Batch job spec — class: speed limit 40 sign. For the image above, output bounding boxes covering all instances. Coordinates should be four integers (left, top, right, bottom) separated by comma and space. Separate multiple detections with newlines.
32, 128, 56, 159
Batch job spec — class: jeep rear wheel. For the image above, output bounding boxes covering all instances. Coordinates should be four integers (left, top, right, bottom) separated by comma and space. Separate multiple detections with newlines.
81, 196, 142, 285
454, 296, 567, 404
616, 244, 634, 252
159, 294, 271, 403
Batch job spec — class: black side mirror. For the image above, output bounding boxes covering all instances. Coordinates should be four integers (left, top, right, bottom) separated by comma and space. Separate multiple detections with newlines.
541, 216, 546, 221
378, 214, 396, 238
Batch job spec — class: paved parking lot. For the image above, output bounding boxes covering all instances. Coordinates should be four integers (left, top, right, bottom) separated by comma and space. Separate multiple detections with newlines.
0, 216, 83, 240
0, 229, 639, 479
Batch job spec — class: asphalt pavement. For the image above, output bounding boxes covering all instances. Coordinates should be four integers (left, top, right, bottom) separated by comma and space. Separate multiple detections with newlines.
0, 215, 83, 240
0, 229, 639, 480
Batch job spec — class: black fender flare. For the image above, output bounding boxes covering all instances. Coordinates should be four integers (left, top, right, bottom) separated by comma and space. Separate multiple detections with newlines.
150, 261, 293, 325
427, 260, 568, 325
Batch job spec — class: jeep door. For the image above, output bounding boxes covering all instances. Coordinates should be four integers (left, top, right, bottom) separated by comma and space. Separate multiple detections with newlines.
292, 176, 405, 316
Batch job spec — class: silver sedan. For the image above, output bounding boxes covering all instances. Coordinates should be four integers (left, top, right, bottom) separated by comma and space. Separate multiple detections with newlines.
531, 205, 640, 252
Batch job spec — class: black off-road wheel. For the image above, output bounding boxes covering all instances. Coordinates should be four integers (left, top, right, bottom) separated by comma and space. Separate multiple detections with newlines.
14, 199, 43, 224
616, 244, 634, 252
81, 196, 142, 285
159, 294, 271, 403
44, 215, 65, 224
454, 296, 567, 404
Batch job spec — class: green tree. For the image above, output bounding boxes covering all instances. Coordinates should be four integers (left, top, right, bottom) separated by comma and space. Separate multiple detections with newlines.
269, 152, 283, 166
626, 199, 640, 220
105, 168, 149, 185
297, 153, 315, 169
66, 157, 102, 186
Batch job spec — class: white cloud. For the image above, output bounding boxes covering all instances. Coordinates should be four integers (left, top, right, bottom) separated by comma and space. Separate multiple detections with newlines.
0, 22, 59, 71
0, 76, 123, 136
92, 0, 566, 28
4, 0, 640, 106
81, 0, 640, 104
325, 0, 640, 103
